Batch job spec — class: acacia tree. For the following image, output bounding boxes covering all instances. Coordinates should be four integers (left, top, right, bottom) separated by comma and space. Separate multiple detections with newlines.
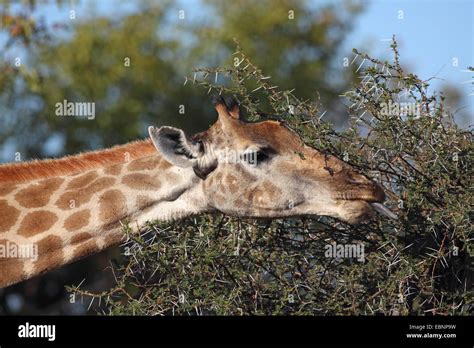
69, 41, 473, 315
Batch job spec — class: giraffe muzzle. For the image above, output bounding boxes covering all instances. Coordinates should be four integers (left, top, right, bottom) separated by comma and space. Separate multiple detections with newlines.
336, 186, 385, 202
336, 186, 398, 220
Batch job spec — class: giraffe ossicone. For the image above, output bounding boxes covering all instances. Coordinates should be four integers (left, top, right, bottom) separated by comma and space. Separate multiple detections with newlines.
0, 95, 396, 288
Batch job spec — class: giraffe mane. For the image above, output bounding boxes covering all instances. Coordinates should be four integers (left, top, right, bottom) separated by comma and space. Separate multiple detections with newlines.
0, 139, 156, 183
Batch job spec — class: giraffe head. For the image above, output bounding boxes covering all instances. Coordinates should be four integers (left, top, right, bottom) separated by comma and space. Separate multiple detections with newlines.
149, 96, 396, 224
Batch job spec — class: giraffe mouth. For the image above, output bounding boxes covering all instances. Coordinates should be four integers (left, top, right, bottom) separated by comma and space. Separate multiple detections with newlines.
336, 190, 398, 220
336, 188, 385, 202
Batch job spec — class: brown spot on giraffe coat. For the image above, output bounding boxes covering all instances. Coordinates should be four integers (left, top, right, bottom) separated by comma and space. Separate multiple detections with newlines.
70, 232, 92, 244
136, 195, 154, 209
63, 209, 91, 232
224, 173, 238, 194
66, 171, 99, 189
0, 184, 17, 196
104, 231, 124, 247
122, 173, 161, 190
99, 189, 127, 227
0, 239, 26, 287
158, 159, 173, 170
33, 235, 64, 276
72, 239, 99, 261
103, 163, 123, 176
0, 200, 20, 233
261, 180, 282, 199
15, 177, 64, 208
127, 156, 163, 171
56, 176, 116, 210
18, 210, 58, 237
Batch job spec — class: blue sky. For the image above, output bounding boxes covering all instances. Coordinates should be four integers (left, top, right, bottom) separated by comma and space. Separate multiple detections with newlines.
345, 0, 473, 126
2, 0, 473, 128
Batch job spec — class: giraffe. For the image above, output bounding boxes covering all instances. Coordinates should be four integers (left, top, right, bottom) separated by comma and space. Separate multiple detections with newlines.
0, 95, 396, 288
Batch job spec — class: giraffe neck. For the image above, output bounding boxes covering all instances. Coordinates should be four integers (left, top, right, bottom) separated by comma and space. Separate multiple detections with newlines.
0, 149, 206, 288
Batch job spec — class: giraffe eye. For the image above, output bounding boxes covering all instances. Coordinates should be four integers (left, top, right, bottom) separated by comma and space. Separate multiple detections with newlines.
241, 147, 274, 166
255, 150, 269, 163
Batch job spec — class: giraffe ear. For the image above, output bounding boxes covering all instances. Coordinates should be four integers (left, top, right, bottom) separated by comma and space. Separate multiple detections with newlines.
148, 126, 202, 168
212, 95, 242, 120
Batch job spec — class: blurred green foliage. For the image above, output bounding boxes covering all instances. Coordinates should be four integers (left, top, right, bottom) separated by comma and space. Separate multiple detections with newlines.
0, 0, 361, 160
